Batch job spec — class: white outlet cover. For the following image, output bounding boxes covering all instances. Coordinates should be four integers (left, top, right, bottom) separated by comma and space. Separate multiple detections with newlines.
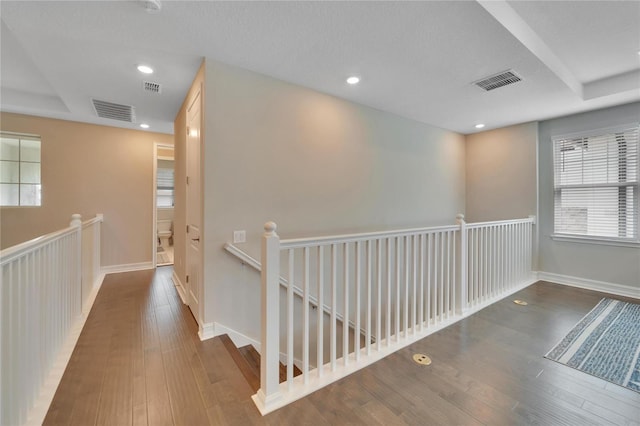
233, 230, 246, 244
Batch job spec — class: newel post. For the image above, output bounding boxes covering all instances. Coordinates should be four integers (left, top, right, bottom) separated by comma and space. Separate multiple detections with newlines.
256, 221, 282, 410
70, 214, 83, 317
455, 214, 468, 315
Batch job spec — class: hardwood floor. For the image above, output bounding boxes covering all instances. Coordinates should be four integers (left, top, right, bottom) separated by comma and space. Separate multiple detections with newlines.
44, 267, 640, 425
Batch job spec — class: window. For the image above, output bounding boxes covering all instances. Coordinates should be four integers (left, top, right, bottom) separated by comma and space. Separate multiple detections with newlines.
157, 161, 174, 208
553, 125, 639, 243
0, 133, 42, 206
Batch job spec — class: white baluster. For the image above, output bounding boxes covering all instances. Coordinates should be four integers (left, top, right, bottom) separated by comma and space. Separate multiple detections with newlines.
395, 237, 400, 339
385, 238, 391, 345
330, 244, 337, 371
426, 233, 431, 325
342, 243, 349, 365
375, 239, 381, 352
303, 247, 309, 382
385, 238, 392, 346
403, 236, 409, 337
419, 234, 424, 331
317, 246, 324, 378
287, 250, 294, 389
355, 241, 361, 361
366, 240, 372, 355
412, 235, 417, 334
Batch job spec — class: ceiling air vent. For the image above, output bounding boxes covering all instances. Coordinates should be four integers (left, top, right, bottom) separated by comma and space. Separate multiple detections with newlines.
143, 80, 162, 94
92, 99, 136, 122
474, 70, 522, 91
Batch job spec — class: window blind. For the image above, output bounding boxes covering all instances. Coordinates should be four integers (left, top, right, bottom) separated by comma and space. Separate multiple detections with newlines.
553, 125, 639, 241
157, 167, 174, 207
157, 168, 174, 189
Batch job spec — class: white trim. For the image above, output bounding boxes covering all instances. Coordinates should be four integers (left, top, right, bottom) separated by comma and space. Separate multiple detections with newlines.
153, 142, 175, 269
171, 270, 187, 304
550, 233, 640, 248
198, 322, 215, 341
213, 322, 262, 349
26, 272, 107, 426
101, 261, 154, 275
538, 271, 639, 299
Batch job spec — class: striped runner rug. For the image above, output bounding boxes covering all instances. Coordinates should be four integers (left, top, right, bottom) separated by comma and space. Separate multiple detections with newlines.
545, 298, 640, 393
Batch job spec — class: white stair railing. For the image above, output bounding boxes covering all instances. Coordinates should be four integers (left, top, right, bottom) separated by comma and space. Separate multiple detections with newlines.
224, 243, 370, 342
253, 214, 536, 415
0, 213, 103, 426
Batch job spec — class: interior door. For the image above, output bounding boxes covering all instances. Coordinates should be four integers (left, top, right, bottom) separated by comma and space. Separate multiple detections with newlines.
186, 89, 202, 322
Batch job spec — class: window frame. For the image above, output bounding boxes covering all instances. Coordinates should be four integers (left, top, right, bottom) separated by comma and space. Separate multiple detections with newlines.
551, 124, 640, 247
0, 132, 42, 207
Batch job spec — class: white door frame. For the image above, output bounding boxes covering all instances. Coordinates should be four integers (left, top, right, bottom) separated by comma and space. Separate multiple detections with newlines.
186, 88, 203, 326
152, 143, 175, 268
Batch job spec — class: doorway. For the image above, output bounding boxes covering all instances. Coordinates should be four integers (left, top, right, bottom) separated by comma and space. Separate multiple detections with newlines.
153, 144, 175, 267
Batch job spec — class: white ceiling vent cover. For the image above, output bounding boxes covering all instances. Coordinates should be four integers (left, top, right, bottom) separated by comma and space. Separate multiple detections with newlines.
143, 81, 162, 94
474, 70, 522, 91
92, 99, 136, 122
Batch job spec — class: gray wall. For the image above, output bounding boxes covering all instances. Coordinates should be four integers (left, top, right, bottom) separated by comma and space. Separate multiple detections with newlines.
202, 59, 466, 338
538, 102, 640, 289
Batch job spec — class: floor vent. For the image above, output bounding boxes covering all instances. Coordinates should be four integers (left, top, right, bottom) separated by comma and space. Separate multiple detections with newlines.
143, 80, 162, 94
474, 70, 522, 91
92, 99, 136, 122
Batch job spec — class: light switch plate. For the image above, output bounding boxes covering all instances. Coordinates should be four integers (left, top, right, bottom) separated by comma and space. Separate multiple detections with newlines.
233, 230, 246, 244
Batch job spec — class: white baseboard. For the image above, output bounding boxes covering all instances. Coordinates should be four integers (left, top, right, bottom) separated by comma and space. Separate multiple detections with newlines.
212, 322, 262, 350
26, 273, 107, 426
101, 261, 154, 275
198, 322, 216, 341
538, 271, 639, 299
171, 271, 187, 304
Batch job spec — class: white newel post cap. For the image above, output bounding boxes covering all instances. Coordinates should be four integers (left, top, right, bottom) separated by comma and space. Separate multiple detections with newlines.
456, 213, 465, 223
70, 213, 82, 227
264, 221, 277, 236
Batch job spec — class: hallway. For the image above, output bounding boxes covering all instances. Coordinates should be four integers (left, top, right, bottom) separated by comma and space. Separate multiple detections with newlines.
43, 268, 640, 425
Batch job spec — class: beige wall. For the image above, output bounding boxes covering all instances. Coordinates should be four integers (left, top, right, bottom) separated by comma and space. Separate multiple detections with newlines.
173, 61, 205, 287
0, 112, 173, 267
465, 122, 537, 222
203, 59, 466, 338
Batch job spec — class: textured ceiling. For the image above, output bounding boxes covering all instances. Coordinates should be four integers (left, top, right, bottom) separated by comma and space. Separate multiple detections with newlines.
1, 1, 639, 135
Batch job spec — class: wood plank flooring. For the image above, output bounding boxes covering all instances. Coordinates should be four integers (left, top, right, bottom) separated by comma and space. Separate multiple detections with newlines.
44, 267, 640, 425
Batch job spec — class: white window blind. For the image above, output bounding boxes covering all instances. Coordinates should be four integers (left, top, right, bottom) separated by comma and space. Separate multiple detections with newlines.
553, 125, 639, 242
157, 167, 174, 207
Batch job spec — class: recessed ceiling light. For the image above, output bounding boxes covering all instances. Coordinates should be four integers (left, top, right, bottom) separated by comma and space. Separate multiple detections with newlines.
475, 123, 485, 129
137, 65, 154, 74
140, 123, 150, 129
346, 76, 360, 85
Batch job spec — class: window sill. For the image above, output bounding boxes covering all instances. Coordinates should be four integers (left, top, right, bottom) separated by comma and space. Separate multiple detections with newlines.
550, 233, 640, 248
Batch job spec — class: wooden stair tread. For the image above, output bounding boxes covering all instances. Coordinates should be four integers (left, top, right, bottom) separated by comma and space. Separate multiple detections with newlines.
238, 344, 261, 380
219, 334, 260, 392
220, 334, 303, 393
